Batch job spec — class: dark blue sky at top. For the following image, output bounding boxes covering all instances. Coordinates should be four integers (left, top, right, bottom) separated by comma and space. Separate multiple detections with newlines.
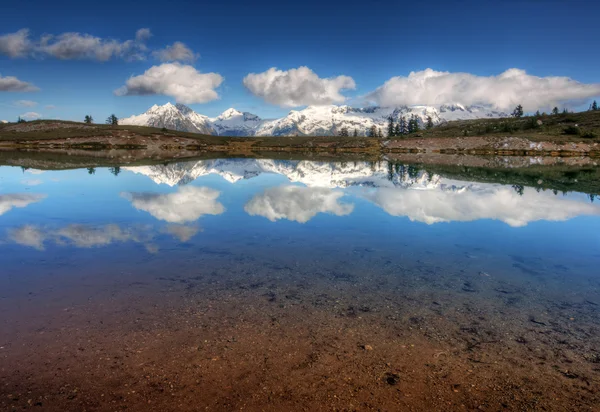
1, 0, 599, 121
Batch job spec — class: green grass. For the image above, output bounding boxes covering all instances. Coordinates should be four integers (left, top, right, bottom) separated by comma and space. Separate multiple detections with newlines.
393, 110, 600, 143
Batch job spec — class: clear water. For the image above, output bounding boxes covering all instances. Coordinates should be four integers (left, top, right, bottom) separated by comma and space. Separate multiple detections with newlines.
1, 159, 599, 410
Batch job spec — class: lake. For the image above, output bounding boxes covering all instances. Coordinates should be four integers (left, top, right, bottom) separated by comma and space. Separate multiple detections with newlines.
1, 158, 599, 411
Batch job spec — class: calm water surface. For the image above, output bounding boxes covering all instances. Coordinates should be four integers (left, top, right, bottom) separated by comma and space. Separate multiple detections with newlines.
1, 159, 599, 411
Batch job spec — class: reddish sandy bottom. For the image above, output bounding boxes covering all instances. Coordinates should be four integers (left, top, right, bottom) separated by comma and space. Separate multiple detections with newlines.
1, 244, 599, 412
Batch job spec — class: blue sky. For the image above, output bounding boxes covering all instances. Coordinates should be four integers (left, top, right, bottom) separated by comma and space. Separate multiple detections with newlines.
1, 0, 599, 122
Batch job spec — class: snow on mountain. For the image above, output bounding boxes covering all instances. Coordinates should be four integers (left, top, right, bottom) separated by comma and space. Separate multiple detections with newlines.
120, 103, 213, 134
210, 108, 263, 136
120, 103, 508, 137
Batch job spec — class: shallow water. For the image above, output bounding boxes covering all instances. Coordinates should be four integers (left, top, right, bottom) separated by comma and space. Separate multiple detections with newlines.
1, 159, 599, 411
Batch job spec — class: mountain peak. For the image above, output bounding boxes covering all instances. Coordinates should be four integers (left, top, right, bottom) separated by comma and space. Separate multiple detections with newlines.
219, 108, 243, 119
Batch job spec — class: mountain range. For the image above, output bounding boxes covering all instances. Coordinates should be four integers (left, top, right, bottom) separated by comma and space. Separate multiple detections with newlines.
120, 103, 508, 137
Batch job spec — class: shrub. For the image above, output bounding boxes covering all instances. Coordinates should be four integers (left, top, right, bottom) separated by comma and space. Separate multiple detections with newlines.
563, 125, 580, 135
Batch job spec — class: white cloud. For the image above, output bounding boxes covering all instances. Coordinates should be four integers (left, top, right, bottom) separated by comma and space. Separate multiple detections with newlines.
0, 29, 31, 57
0, 193, 46, 216
153, 42, 197, 62
243, 66, 356, 107
368, 184, 600, 227
135, 28, 152, 42
44, 105, 56, 110
0, 74, 39, 92
0, 28, 151, 61
14, 99, 37, 107
115, 63, 223, 104
244, 185, 354, 223
121, 186, 225, 223
21, 111, 41, 120
367, 68, 600, 111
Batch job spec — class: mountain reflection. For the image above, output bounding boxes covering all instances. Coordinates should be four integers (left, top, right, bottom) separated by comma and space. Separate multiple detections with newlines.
122, 159, 600, 226
120, 186, 225, 223
0, 194, 46, 216
245, 186, 354, 223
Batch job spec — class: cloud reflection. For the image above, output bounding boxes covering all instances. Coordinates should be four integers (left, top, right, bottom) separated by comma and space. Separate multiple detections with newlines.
368, 185, 600, 226
121, 186, 224, 223
7, 223, 199, 251
0, 193, 46, 216
245, 185, 354, 223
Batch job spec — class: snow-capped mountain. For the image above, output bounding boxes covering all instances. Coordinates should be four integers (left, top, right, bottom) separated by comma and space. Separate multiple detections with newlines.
120, 103, 213, 134
120, 103, 508, 137
211, 108, 263, 136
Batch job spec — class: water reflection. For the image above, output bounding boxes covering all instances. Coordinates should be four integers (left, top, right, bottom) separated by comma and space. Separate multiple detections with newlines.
120, 186, 225, 223
367, 184, 600, 226
8, 224, 156, 251
245, 186, 354, 223
0, 193, 46, 216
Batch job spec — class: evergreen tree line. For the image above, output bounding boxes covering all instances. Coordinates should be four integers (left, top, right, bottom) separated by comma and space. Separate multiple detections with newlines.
82, 114, 118, 125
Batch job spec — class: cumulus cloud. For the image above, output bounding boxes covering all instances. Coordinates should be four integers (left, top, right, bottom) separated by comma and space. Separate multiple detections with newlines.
367, 68, 600, 111
114, 63, 223, 104
14, 99, 37, 107
0, 28, 151, 61
20, 111, 41, 120
0, 193, 46, 216
153, 42, 197, 63
0, 29, 31, 57
368, 184, 600, 227
121, 186, 225, 223
135, 28, 152, 42
245, 185, 354, 223
243, 66, 356, 107
0, 74, 39, 92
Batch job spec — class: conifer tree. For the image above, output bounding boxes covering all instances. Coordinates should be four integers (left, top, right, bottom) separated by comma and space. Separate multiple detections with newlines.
368, 125, 377, 137
552, 107, 559, 115
387, 116, 395, 137
400, 117, 407, 134
106, 114, 118, 125
394, 123, 401, 136
353, 128, 358, 137
426, 115, 433, 129
84, 115, 93, 124
511, 104, 524, 118
109, 166, 121, 176
378, 128, 383, 138
592, 100, 599, 111
339, 127, 349, 137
